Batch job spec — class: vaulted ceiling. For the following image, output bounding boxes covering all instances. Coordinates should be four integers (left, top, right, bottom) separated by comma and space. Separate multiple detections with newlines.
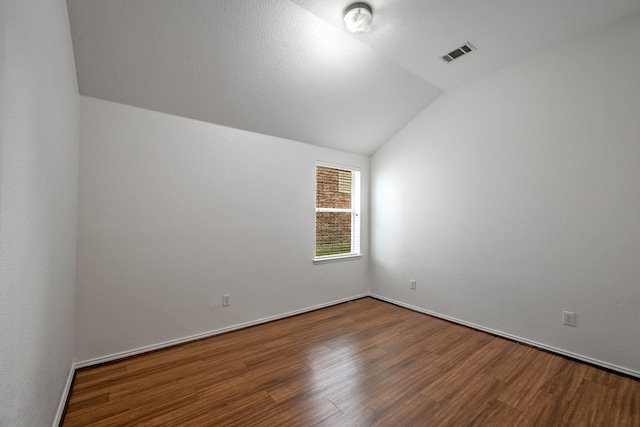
67, 0, 640, 155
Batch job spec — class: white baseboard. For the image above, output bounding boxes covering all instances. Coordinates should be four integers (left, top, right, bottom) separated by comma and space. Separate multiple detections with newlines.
369, 293, 640, 379
53, 364, 75, 427
57, 294, 367, 424
56, 291, 637, 426
74, 293, 369, 369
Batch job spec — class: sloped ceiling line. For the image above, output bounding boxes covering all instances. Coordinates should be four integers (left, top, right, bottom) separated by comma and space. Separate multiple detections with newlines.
67, 0, 640, 155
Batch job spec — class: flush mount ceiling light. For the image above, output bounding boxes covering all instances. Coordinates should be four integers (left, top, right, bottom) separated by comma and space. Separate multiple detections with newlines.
344, 3, 373, 33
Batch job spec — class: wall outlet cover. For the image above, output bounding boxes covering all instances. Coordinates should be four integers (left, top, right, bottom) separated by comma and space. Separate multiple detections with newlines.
563, 311, 576, 327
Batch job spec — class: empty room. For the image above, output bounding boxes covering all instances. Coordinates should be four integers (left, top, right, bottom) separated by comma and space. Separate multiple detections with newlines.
2, 0, 640, 425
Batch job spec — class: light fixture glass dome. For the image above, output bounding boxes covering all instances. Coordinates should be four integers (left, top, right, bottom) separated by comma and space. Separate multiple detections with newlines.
344, 3, 373, 33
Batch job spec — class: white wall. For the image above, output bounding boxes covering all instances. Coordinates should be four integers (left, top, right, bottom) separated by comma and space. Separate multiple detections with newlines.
371, 14, 640, 375
75, 97, 369, 363
0, 0, 79, 425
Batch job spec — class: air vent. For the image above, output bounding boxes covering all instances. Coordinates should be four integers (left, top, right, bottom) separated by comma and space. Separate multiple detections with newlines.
441, 42, 476, 63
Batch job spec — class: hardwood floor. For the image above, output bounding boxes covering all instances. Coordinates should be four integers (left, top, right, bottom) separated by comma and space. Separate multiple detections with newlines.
62, 297, 639, 426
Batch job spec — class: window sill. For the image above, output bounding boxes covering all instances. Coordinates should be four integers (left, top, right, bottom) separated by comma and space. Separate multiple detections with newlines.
313, 254, 362, 265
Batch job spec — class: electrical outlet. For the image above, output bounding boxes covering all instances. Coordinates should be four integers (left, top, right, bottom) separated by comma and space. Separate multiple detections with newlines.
222, 294, 231, 307
410, 279, 417, 290
563, 311, 576, 327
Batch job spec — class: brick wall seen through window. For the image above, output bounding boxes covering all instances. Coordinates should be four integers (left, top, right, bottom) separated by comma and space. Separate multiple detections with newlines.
315, 165, 359, 258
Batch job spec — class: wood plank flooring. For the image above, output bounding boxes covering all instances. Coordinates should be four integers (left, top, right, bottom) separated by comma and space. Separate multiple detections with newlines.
62, 297, 639, 426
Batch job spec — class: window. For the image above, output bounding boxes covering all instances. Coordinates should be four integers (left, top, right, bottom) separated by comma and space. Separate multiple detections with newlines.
315, 164, 361, 260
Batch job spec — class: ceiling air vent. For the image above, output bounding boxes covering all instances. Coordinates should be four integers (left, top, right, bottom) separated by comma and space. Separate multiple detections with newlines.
441, 42, 476, 63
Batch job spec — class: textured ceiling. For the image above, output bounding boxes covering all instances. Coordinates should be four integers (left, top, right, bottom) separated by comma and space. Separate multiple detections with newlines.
67, 0, 640, 155
292, 0, 640, 90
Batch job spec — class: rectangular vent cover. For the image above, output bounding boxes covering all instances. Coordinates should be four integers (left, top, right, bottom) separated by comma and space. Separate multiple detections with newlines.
441, 42, 476, 63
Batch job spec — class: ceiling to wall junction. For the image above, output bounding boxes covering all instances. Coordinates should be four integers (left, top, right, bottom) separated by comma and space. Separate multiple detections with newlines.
67, 0, 640, 155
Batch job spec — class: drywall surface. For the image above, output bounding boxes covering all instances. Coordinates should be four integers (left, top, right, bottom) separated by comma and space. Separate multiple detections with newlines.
371, 14, 640, 374
67, 0, 441, 155
75, 97, 369, 362
0, 0, 79, 425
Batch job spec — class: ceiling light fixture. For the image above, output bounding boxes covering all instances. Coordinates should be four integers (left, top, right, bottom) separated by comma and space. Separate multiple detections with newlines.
344, 3, 373, 33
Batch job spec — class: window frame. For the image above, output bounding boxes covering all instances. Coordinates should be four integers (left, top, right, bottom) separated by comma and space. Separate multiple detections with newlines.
313, 162, 362, 264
